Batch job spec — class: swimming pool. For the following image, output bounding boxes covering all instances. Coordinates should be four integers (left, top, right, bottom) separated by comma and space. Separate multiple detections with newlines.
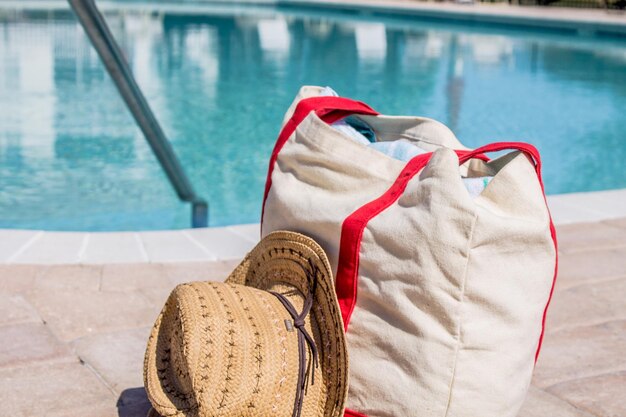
1, 3, 625, 231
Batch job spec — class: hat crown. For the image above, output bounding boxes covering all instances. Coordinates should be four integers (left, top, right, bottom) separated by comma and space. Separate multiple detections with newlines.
148, 284, 201, 412
144, 231, 349, 417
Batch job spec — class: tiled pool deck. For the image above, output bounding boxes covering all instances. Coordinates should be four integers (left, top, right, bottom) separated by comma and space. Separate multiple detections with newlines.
1, 216, 625, 415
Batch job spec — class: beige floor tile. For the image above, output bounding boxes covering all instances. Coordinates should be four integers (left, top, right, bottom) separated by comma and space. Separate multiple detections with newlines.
100, 263, 170, 291
73, 327, 151, 393
139, 285, 173, 310
0, 322, 75, 368
547, 277, 626, 331
0, 264, 39, 294
0, 294, 41, 326
162, 260, 237, 286
139, 260, 239, 317
557, 247, 626, 289
0, 360, 116, 416
604, 218, 626, 230
547, 371, 626, 417
35, 264, 103, 291
519, 385, 594, 417
556, 222, 626, 253
533, 320, 626, 388
45, 401, 117, 417
25, 288, 160, 342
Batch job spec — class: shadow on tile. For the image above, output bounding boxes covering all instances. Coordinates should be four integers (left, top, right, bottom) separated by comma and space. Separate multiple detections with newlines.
117, 387, 151, 417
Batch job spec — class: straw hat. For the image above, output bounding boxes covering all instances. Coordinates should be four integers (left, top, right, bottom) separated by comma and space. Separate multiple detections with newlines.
144, 231, 348, 417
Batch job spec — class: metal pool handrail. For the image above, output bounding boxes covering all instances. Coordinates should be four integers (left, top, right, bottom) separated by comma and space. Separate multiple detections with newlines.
67, 0, 208, 228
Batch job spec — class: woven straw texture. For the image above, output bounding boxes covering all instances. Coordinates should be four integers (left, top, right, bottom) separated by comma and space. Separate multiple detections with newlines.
144, 231, 348, 417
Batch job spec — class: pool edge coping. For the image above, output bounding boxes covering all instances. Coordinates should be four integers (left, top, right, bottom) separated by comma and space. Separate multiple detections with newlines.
1, 0, 626, 36
1, 188, 625, 265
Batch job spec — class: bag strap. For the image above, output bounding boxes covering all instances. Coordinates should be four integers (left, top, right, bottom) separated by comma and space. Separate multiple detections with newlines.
458, 141, 542, 181
261, 96, 379, 227
336, 142, 557, 362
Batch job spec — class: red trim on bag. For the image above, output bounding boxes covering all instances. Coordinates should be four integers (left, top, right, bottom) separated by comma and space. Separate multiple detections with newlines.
337, 143, 558, 361
345, 409, 369, 417
260, 96, 379, 232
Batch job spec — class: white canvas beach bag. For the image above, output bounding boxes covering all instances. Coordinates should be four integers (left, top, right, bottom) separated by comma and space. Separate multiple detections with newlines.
261, 86, 558, 417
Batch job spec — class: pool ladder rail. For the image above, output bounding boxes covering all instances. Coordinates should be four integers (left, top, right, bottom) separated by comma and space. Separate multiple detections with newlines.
67, 0, 208, 228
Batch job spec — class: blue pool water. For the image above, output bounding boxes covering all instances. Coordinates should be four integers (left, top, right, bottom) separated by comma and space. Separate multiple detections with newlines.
1, 4, 625, 230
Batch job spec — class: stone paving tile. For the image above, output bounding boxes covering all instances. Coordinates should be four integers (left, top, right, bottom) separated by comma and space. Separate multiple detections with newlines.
0, 322, 74, 368
100, 263, 170, 291
49, 403, 117, 417
556, 247, 626, 289
604, 218, 626, 229
34, 264, 103, 292
547, 276, 626, 332
0, 360, 117, 416
135, 261, 237, 308
519, 385, 595, 417
0, 294, 41, 326
163, 259, 239, 286
0, 264, 38, 294
547, 371, 626, 417
533, 320, 626, 389
25, 288, 159, 342
139, 286, 174, 312
555, 222, 626, 253
81, 232, 148, 264
73, 327, 151, 393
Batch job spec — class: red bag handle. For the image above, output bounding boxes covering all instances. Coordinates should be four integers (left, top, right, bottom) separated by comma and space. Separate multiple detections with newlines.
457, 141, 542, 188
287, 96, 378, 125
261, 96, 379, 227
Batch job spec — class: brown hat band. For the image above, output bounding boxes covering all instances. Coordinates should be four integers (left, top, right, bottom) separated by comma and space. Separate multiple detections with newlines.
270, 261, 320, 417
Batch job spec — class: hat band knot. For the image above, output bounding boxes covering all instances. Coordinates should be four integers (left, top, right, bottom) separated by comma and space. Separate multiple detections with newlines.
270, 263, 320, 417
